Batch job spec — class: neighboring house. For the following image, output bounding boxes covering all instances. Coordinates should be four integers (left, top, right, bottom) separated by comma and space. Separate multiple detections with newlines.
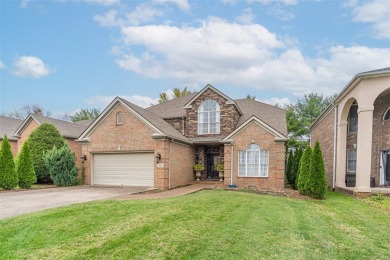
77, 85, 288, 189
311, 68, 390, 195
11, 114, 93, 169
0, 116, 23, 155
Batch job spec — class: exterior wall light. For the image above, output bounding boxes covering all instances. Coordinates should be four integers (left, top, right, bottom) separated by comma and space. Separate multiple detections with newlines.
156, 152, 161, 163
81, 153, 87, 161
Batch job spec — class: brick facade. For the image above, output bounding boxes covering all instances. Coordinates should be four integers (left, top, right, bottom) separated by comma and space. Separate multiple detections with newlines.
0, 139, 18, 156
310, 107, 335, 189
223, 122, 285, 190
185, 88, 240, 138
372, 93, 390, 186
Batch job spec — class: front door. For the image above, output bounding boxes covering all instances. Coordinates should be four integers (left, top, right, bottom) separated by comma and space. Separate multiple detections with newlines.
207, 154, 220, 179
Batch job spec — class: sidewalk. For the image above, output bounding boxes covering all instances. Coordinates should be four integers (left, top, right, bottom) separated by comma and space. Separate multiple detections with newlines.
115, 184, 210, 200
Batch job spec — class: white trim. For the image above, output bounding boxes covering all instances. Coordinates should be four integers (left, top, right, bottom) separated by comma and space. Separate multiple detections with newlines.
14, 114, 41, 137
197, 99, 220, 135
383, 107, 390, 121
223, 116, 287, 141
182, 84, 243, 115
77, 97, 164, 141
237, 145, 269, 178
380, 150, 390, 186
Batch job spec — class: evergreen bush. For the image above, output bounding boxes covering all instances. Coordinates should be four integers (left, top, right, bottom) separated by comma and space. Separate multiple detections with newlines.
292, 147, 303, 189
297, 146, 312, 195
286, 149, 294, 185
43, 143, 78, 186
307, 141, 327, 199
17, 142, 37, 189
0, 136, 18, 190
27, 123, 64, 183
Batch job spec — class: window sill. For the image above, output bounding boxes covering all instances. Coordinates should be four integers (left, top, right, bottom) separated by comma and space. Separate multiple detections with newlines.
116, 123, 123, 126
238, 176, 269, 178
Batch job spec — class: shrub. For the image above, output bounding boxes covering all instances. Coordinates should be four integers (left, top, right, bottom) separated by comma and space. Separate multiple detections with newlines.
194, 164, 205, 171
285, 150, 294, 186
27, 123, 65, 183
0, 136, 18, 190
297, 146, 312, 195
307, 141, 327, 199
17, 142, 37, 189
292, 147, 303, 189
43, 143, 78, 186
216, 163, 224, 171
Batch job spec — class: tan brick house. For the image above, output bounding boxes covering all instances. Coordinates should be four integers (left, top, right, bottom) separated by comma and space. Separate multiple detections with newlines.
77, 85, 287, 190
311, 68, 390, 195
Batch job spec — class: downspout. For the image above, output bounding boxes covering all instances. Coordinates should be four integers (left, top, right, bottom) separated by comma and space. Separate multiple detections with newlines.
332, 104, 338, 191
169, 139, 172, 189
230, 142, 234, 186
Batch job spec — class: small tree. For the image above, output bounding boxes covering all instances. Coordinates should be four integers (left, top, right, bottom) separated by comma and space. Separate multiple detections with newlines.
43, 143, 78, 186
285, 150, 294, 186
307, 141, 327, 199
27, 123, 65, 183
297, 146, 312, 195
17, 142, 37, 189
292, 147, 303, 189
0, 136, 18, 190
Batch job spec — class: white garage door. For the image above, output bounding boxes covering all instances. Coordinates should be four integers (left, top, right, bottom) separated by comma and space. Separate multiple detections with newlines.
93, 153, 154, 187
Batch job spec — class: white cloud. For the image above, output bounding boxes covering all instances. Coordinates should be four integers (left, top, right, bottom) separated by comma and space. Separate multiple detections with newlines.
94, 4, 164, 27
235, 8, 255, 24
250, 0, 298, 6
220, 0, 239, 4
20, 0, 31, 8
13, 56, 51, 79
153, 0, 191, 11
348, 0, 390, 39
81, 0, 119, 6
85, 95, 159, 108
260, 97, 292, 106
268, 5, 295, 21
0, 61, 5, 69
114, 18, 390, 97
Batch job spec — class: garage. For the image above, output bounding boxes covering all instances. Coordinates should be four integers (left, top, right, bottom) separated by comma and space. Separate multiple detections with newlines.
93, 153, 154, 187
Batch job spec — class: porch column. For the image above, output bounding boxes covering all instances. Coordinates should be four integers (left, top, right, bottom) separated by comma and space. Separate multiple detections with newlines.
335, 122, 347, 188
355, 106, 374, 193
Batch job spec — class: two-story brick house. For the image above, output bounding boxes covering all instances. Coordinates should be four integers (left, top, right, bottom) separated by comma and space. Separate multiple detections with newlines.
77, 85, 288, 190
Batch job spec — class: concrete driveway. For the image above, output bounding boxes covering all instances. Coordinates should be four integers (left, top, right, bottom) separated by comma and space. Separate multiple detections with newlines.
0, 186, 149, 220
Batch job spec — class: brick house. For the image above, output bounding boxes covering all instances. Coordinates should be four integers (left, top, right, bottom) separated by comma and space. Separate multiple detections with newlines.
0, 114, 91, 170
311, 68, 390, 195
77, 85, 288, 190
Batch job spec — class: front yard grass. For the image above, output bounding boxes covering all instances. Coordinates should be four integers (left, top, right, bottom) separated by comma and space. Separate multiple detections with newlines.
1, 190, 389, 259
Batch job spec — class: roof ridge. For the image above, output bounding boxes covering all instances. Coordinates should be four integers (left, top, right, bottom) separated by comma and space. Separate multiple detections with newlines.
235, 98, 286, 111
32, 114, 82, 125
146, 91, 199, 109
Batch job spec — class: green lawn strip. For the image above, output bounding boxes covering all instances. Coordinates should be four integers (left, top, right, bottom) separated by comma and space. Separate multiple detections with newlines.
0, 190, 389, 259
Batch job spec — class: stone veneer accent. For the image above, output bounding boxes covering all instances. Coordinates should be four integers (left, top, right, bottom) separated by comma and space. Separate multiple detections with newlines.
371, 92, 390, 186
310, 106, 335, 189
165, 118, 185, 135
185, 88, 240, 138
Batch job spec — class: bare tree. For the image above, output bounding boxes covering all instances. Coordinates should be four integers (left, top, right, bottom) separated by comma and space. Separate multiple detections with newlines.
6, 104, 51, 120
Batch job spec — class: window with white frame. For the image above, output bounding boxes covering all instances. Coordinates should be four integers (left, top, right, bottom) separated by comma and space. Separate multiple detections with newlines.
384, 107, 390, 120
198, 99, 220, 134
347, 149, 357, 173
116, 112, 123, 125
238, 144, 269, 177
348, 102, 358, 133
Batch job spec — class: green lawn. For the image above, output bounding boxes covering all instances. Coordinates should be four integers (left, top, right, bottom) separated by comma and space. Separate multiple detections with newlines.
1, 190, 389, 259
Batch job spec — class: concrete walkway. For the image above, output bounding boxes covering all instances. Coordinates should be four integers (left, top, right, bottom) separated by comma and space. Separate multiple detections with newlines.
115, 184, 210, 200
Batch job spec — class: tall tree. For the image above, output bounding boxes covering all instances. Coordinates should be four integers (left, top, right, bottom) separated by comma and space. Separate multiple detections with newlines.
27, 123, 65, 183
70, 108, 100, 122
158, 87, 191, 103
298, 145, 312, 195
307, 141, 327, 199
292, 147, 303, 189
17, 142, 36, 189
0, 136, 18, 190
246, 94, 256, 100
285, 150, 294, 186
5, 104, 51, 120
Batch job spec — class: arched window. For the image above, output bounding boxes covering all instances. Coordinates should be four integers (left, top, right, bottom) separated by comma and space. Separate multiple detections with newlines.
348, 101, 358, 133
384, 107, 390, 120
198, 99, 220, 134
116, 112, 123, 125
238, 144, 269, 177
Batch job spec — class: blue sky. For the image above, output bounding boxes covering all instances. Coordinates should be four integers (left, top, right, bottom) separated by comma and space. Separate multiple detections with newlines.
1, 0, 389, 119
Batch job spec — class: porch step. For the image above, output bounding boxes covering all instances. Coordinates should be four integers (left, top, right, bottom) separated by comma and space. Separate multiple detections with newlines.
189, 180, 224, 185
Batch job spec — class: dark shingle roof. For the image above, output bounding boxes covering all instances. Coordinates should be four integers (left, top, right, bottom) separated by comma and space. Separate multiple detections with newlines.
146, 92, 198, 118
235, 99, 287, 137
0, 116, 23, 140
31, 115, 89, 139
119, 98, 191, 143
74, 119, 94, 127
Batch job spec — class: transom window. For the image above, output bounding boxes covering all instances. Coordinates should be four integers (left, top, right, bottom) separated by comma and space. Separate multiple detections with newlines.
198, 99, 220, 134
348, 102, 358, 133
384, 107, 390, 120
116, 112, 123, 125
347, 149, 357, 173
239, 144, 269, 177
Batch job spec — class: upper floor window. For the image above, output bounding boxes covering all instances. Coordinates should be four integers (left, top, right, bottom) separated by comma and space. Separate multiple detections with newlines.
238, 144, 269, 177
116, 112, 123, 125
384, 107, 390, 120
348, 102, 358, 133
198, 99, 220, 134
